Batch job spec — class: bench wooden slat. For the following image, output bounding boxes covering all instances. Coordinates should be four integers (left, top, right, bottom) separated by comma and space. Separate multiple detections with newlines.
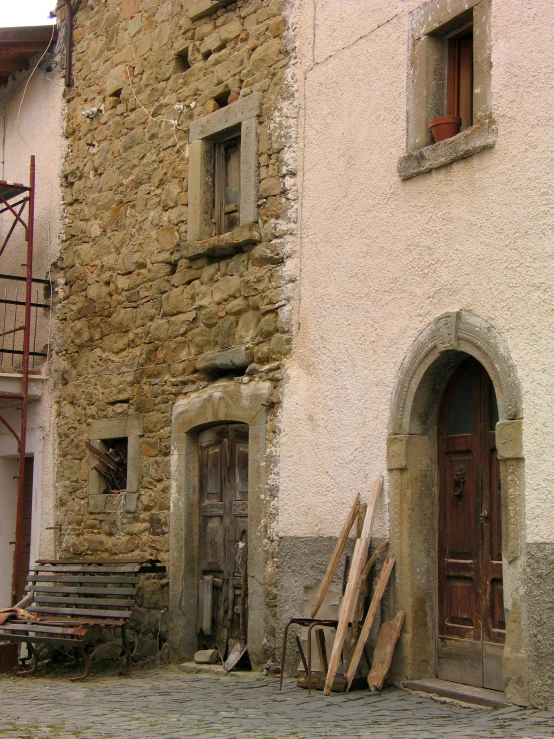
0, 633, 84, 647
0, 623, 86, 636
27, 575, 139, 585
30, 565, 140, 574
38, 618, 126, 627
27, 585, 137, 596
36, 559, 157, 565
28, 606, 132, 619
34, 596, 135, 607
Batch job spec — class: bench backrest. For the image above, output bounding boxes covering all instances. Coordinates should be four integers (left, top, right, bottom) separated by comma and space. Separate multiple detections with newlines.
25, 561, 147, 625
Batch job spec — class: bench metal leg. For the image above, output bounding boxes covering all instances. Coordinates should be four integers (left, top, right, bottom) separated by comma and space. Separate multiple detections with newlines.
70, 647, 92, 682
120, 624, 131, 674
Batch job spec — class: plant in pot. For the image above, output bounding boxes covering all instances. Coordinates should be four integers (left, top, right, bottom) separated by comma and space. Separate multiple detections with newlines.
429, 115, 461, 143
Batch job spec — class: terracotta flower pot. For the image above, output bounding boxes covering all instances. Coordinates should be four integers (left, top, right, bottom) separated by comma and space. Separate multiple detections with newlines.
429, 115, 462, 143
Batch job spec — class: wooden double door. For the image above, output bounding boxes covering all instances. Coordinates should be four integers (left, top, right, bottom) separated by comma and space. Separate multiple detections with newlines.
437, 358, 505, 690
197, 424, 249, 658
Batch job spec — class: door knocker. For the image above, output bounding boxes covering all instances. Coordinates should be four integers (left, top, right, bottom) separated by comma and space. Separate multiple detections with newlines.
452, 467, 466, 497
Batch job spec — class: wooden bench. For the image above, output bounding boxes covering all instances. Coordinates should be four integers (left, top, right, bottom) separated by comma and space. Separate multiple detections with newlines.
0, 558, 161, 681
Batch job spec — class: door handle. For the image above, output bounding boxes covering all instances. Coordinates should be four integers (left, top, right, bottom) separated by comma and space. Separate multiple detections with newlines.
452, 467, 466, 496
480, 509, 488, 524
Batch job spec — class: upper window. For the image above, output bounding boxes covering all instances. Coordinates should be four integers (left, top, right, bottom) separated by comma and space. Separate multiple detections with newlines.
187, 93, 261, 242
398, 0, 495, 180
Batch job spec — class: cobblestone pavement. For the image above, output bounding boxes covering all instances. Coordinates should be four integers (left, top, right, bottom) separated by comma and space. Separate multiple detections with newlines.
1, 667, 553, 739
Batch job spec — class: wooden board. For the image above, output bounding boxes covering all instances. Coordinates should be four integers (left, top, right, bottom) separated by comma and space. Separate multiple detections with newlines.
367, 610, 405, 691
310, 495, 360, 618
346, 556, 395, 690
323, 476, 382, 696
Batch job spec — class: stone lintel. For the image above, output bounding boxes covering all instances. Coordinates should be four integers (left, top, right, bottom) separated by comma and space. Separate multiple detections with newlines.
179, 222, 261, 260
196, 346, 247, 373
398, 118, 497, 181
88, 414, 144, 440
188, 0, 234, 22
412, 0, 482, 39
189, 92, 262, 142
387, 435, 408, 470
496, 420, 523, 459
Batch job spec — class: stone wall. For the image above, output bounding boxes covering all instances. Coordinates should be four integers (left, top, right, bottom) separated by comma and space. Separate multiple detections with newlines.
53, 0, 295, 659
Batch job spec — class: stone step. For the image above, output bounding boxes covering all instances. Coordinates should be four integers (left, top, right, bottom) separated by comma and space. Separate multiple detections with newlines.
402, 677, 507, 708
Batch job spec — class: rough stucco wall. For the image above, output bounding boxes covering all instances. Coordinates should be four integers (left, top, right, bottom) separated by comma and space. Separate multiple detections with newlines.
0, 62, 64, 563
280, 0, 554, 546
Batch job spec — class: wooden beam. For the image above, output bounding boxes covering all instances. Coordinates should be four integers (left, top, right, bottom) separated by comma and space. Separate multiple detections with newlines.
349, 539, 390, 652
345, 556, 395, 690
323, 476, 382, 696
367, 610, 405, 692
310, 495, 360, 618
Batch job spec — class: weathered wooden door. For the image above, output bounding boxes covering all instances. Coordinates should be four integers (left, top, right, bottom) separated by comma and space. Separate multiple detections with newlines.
198, 424, 248, 658
437, 358, 505, 690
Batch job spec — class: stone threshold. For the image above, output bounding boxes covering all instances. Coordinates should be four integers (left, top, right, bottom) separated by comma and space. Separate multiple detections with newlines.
402, 677, 506, 708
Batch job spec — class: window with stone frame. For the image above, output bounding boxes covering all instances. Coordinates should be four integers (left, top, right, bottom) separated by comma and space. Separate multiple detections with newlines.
187, 93, 261, 242
398, 0, 496, 180
87, 415, 143, 514
90, 437, 128, 494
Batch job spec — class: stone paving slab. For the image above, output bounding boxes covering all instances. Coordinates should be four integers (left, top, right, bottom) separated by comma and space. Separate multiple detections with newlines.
0, 667, 553, 739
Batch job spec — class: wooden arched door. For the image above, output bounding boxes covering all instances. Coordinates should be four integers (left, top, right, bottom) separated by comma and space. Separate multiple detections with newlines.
437, 357, 505, 690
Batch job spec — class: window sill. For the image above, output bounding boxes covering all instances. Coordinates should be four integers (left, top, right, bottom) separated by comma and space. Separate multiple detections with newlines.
89, 492, 138, 514
398, 118, 497, 181
178, 222, 261, 261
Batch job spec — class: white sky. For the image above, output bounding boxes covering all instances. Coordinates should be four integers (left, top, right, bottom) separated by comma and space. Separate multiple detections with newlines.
0, 0, 56, 28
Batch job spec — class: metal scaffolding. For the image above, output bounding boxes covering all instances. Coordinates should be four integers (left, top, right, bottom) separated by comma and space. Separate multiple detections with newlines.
0, 156, 50, 604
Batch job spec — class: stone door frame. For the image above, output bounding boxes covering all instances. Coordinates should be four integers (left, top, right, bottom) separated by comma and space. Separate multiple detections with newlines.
387, 310, 528, 705
168, 380, 270, 667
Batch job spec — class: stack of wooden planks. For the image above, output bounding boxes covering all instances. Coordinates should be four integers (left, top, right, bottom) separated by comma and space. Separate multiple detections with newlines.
309, 476, 404, 695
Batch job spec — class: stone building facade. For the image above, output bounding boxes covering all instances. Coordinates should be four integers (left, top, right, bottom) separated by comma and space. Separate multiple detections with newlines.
48, 0, 554, 711
53, 0, 294, 663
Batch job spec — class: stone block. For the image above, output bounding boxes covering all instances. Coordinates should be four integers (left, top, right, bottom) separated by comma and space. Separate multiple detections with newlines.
269, 15, 286, 37
212, 275, 241, 303
188, 0, 234, 22
106, 65, 126, 97
196, 346, 247, 372
124, 492, 139, 513
89, 494, 107, 513
220, 19, 243, 43
194, 649, 219, 664
250, 38, 283, 73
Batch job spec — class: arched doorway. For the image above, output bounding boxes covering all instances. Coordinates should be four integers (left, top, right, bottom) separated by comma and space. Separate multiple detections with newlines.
437, 357, 505, 690
387, 311, 527, 705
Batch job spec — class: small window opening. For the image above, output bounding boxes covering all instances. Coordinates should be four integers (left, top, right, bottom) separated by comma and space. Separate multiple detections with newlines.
88, 437, 128, 493
446, 25, 473, 132
174, 46, 191, 73
213, 89, 231, 109
213, 134, 241, 236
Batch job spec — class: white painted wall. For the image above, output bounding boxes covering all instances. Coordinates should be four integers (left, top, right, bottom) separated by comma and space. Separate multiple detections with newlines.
280, 0, 554, 544
0, 56, 64, 581
0, 456, 19, 604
